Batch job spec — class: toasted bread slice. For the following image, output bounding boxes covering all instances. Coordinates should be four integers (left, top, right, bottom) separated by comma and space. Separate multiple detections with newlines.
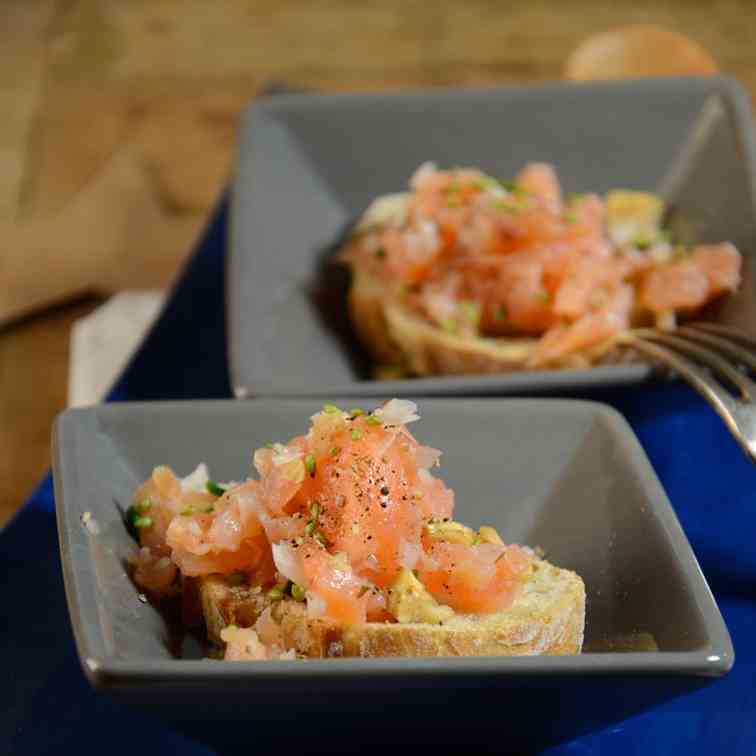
200, 558, 585, 658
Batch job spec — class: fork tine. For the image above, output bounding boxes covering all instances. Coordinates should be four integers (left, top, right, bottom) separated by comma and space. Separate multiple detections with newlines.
677, 326, 756, 373
620, 334, 743, 443
643, 331, 756, 400
688, 322, 756, 350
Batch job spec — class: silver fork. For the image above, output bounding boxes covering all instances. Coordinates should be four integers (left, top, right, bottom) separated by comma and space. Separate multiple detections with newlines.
618, 323, 756, 463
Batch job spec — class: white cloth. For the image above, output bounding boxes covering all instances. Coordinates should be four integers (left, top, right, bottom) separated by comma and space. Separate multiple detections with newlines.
68, 291, 165, 407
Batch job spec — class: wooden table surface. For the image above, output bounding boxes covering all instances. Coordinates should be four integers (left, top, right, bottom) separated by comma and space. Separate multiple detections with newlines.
2, 0, 755, 527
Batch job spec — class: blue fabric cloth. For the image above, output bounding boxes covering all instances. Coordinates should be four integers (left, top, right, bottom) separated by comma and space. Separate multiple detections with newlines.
2, 195, 755, 755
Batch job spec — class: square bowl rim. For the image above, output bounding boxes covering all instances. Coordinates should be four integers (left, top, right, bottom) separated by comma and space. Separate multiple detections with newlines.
52, 397, 735, 689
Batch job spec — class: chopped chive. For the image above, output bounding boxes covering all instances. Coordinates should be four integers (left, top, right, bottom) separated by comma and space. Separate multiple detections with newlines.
125, 505, 140, 539
265, 442, 276, 449
329, 445, 341, 456
536, 290, 551, 304
180, 507, 194, 516
206, 480, 226, 497
459, 301, 481, 327
562, 211, 577, 224
137, 498, 153, 513
323, 404, 341, 414
349, 408, 364, 418
309, 501, 321, 519
351, 428, 363, 442
440, 317, 457, 333
374, 247, 387, 260
366, 415, 382, 427
304, 521, 316, 536
412, 569, 420, 578
478, 176, 499, 190
268, 585, 285, 601
472, 535, 482, 546
634, 238, 652, 251
566, 192, 585, 203
357, 585, 370, 597
227, 572, 246, 587
226, 624, 238, 631
501, 180, 528, 196
304, 453, 317, 477
446, 196, 461, 208
314, 530, 329, 546
291, 583, 306, 602
494, 304, 507, 321
134, 516, 153, 529
204, 505, 215, 514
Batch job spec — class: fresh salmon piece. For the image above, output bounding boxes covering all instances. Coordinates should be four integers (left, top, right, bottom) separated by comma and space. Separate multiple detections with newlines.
165, 479, 276, 579
553, 257, 623, 319
170, 536, 274, 579
503, 263, 559, 334
691, 242, 741, 295
129, 546, 178, 596
273, 539, 370, 625
527, 285, 633, 367
132, 466, 185, 555
640, 259, 710, 313
515, 163, 563, 207
289, 424, 424, 587
418, 541, 531, 613
384, 222, 442, 284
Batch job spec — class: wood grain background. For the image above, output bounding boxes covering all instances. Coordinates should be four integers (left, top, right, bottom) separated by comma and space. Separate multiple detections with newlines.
1, 0, 755, 526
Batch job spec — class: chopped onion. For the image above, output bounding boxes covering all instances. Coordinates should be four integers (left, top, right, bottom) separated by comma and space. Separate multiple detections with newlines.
306, 590, 327, 618
271, 444, 303, 467
403, 218, 440, 262
410, 161, 438, 190
418, 468, 434, 484
181, 463, 210, 492
272, 542, 307, 586
398, 538, 421, 570
374, 399, 420, 426
371, 428, 398, 459
207, 506, 243, 550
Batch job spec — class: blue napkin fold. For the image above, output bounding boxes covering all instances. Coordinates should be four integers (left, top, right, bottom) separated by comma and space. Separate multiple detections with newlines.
2, 195, 755, 755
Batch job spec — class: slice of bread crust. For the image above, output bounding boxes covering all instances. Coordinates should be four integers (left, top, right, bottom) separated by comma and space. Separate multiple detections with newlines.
200, 558, 585, 658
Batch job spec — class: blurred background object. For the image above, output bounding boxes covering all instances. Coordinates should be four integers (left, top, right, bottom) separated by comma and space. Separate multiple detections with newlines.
564, 25, 720, 80
1, 0, 754, 526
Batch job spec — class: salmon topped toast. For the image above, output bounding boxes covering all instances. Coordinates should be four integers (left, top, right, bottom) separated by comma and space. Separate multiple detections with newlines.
127, 400, 585, 660
339, 162, 742, 375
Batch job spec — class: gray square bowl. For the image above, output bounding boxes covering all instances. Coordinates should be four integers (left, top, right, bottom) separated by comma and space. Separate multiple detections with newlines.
229, 76, 756, 399
53, 398, 732, 752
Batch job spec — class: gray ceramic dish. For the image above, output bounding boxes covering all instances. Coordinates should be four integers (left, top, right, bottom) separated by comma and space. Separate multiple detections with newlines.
228, 76, 756, 399
53, 398, 732, 752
